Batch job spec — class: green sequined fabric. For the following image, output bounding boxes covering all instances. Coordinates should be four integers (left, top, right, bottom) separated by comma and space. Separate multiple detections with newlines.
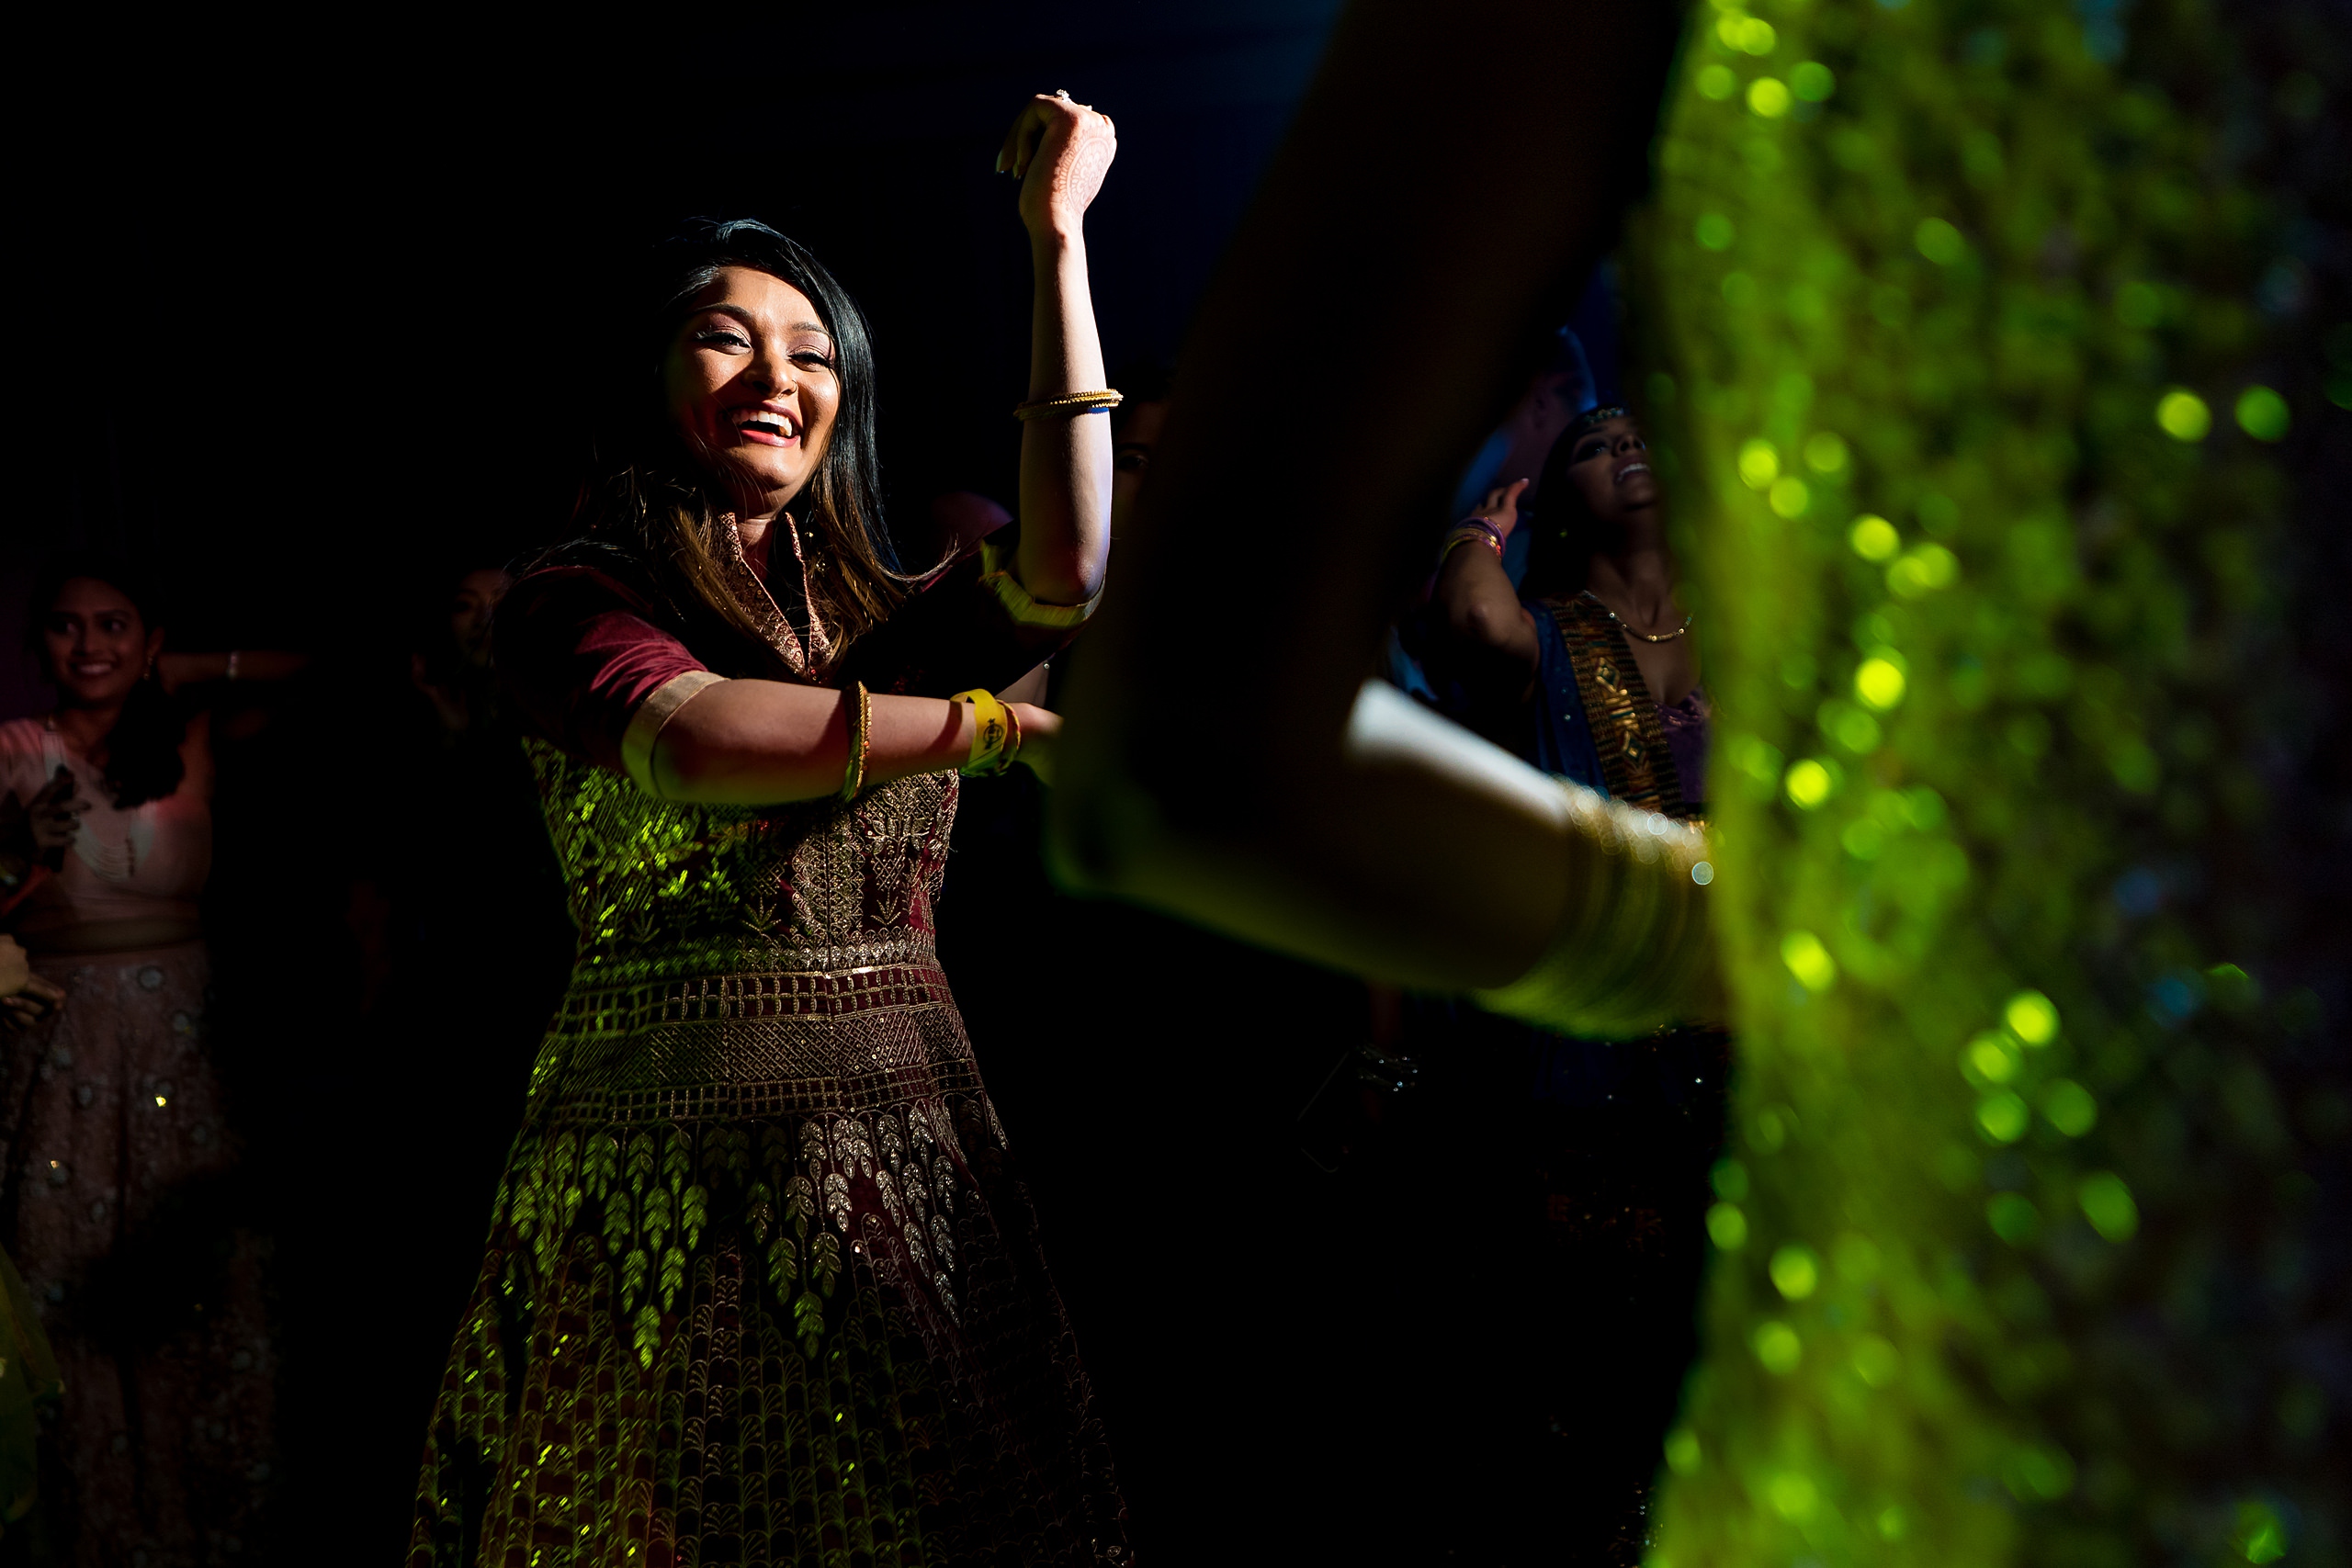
408, 743, 1128, 1567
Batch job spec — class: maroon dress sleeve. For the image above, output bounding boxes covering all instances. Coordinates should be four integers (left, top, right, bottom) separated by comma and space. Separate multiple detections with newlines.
495, 566, 711, 773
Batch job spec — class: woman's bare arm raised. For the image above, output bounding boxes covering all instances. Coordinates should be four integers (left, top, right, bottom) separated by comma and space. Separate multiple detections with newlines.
999, 93, 1118, 607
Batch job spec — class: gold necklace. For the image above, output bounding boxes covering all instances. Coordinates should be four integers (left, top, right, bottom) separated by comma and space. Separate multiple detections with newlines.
1581, 590, 1692, 644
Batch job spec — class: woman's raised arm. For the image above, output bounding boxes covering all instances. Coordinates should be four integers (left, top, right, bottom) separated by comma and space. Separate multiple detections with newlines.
997, 94, 1118, 608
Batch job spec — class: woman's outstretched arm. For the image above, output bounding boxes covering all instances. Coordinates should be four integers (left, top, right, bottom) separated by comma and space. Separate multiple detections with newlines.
997, 94, 1118, 608
650, 682, 1056, 807
1047, 0, 1711, 1029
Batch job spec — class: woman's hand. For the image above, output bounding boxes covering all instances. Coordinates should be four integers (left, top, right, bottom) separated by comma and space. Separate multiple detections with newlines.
1470, 478, 1529, 541
1010, 703, 1060, 787
997, 92, 1117, 241
0, 935, 65, 1030
27, 768, 83, 852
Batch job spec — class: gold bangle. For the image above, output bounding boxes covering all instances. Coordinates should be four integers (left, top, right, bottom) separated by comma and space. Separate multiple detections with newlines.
1438, 525, 1506, 566
837, 682, 871, 802
1013, 389, 1123, 421
949, 689, 1017, 776
1472, 786, 1714, 1036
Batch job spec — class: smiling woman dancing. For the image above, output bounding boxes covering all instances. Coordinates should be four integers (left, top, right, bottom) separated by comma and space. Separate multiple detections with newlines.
408, 96, 1128, 1567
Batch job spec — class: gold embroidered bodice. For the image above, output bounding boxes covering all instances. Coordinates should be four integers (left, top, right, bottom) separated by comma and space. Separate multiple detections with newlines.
520, 739, 973, 1130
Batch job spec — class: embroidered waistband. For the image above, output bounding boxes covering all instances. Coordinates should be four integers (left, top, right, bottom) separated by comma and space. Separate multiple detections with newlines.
553, 961, 955, 1036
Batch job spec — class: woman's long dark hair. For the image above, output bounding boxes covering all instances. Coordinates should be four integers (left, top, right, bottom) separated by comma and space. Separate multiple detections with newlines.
563, 219, 902, 676
26, 557, 187, 808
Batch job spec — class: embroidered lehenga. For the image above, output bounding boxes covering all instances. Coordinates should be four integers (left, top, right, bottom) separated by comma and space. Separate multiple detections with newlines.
409, 528, 1126, 1566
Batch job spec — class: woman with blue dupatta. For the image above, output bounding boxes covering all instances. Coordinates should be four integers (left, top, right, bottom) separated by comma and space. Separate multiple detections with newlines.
1401, 403, 1725, 1561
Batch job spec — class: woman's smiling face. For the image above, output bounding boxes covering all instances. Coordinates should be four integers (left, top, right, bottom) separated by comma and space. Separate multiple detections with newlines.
43, 577, 160, 708
662, 265, 842, 515
1560, 414, 1658, 525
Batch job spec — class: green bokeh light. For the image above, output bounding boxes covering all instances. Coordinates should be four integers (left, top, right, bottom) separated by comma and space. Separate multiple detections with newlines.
1781, 931, 1838, 990
1782, 758, 1834, 808
2078, 1173, 2141, 1241
1632, 1, 2315, 1557
1768, 1470, 1817, 1518
1849, 514, 1900, 560
2236, 1501, 2290, 1564
1914, 217, 1965, 265
2005, 990, 2060, 1045
1769, 1245, 1820, 1299
1752, 1321, 1803, 1375
1851, 1335, 1899, 1388
1803, 431, 1849, 473
2233, 385, 2290, 441
1747, 77, 1792, 118
1963, 1032, 2019, 1085
2156, 388, 2212, 441
1854, 658, 1906, 711
1976, 1092, 2030, 1144
1885, 543, 1958, 598
2041, 1079, 2098, 1137
1986, 1192, 2041, 1246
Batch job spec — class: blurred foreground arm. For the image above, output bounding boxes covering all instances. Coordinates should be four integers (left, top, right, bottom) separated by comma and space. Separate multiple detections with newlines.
1047, 0, 1715, 1031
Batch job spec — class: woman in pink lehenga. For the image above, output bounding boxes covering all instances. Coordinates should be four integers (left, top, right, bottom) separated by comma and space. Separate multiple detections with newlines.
0, 559, 299, 1563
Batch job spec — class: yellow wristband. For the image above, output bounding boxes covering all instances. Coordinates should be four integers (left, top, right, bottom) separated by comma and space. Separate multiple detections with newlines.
950, 689, 1018, 776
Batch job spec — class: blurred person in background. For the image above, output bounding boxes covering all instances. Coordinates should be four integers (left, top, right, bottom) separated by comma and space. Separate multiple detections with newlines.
0, 933, 62, 1550
1107, 358, 1172, 540
408, 565, 511, 740
1396, 404, 1723, 1559
1423, 404, 1708, 795
1385, 327, 1597, 705
0, 557, 304, 1563
261, 558, 580, 1542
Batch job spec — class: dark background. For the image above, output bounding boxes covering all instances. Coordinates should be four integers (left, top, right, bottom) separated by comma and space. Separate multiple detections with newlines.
4, 3, 1350, 696
7, 6, 1683, 1560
